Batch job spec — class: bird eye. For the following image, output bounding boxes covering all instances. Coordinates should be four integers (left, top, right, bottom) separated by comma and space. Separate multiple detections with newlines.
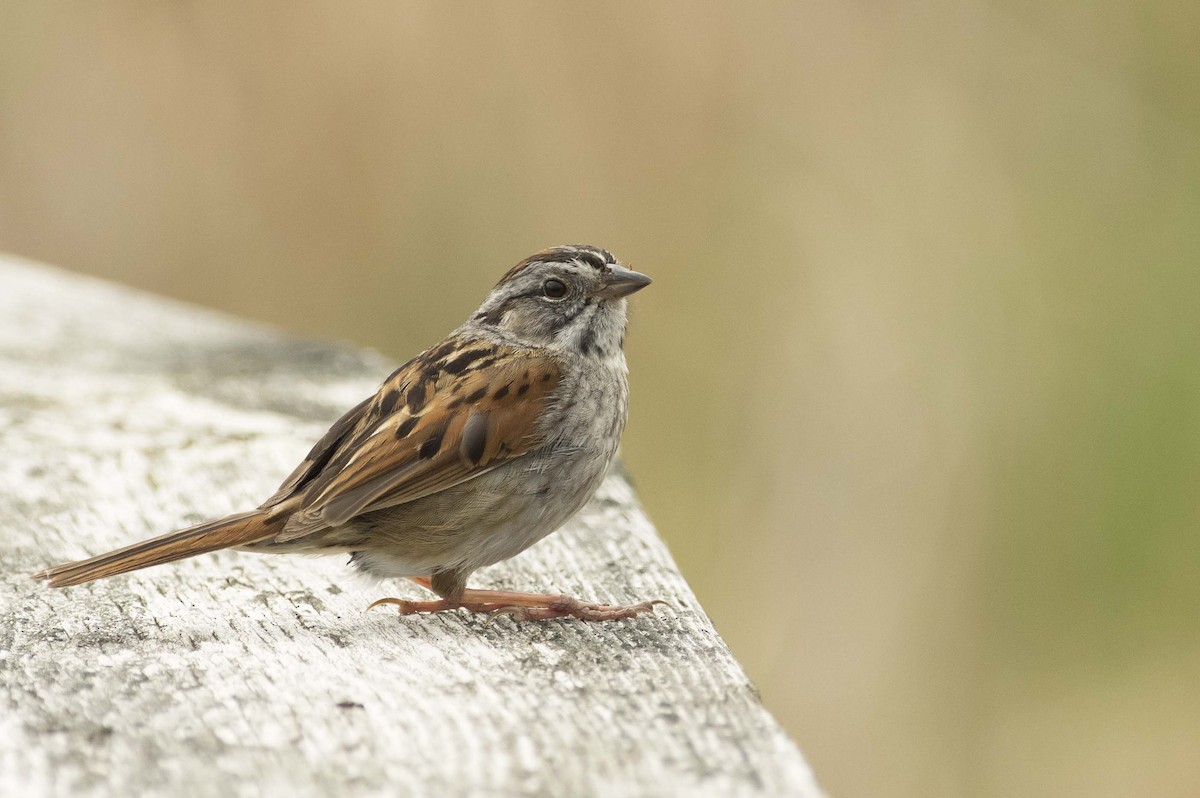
542, 279, 568, 299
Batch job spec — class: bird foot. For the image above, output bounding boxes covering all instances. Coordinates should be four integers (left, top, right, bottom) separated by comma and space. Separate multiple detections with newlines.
486, 597, 666, 622
367, 585, 666, 623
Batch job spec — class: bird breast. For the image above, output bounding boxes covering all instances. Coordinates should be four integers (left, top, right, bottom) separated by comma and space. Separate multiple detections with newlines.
351, 357, 630, 576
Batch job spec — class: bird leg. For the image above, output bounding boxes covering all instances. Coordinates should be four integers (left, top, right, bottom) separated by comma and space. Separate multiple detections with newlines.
366, 577, 666, 622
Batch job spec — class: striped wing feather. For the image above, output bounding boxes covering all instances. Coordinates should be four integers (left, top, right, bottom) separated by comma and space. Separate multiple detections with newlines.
276, 343, 562, 539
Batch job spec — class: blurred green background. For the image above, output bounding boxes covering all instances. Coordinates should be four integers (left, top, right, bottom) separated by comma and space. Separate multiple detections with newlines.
3, 3, 1199, 796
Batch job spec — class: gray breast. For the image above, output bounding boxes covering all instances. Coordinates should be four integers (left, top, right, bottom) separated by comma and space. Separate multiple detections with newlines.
349, 358, 629, 578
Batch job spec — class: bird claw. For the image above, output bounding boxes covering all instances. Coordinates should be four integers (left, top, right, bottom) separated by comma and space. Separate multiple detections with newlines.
486, 606, 525, 625
366, 597, 406, 612
366, 596, 458, 615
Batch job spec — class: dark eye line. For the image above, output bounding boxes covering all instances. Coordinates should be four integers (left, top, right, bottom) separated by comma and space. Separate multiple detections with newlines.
474, 280, 572, 325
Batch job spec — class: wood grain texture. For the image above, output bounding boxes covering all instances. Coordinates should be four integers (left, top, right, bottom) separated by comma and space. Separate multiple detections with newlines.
0, 255, 822, 798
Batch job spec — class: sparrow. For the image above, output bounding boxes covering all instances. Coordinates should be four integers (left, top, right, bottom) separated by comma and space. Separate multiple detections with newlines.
34, 245, 662, 622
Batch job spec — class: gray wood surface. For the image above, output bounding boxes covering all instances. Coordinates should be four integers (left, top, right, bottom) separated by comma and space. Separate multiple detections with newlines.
0, 255, 822, 798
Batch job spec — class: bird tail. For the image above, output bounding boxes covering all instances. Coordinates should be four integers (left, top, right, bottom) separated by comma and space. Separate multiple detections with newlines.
32, 510, 277, 588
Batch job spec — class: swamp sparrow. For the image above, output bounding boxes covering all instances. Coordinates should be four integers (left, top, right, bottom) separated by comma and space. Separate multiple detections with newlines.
35, 245, 661, 622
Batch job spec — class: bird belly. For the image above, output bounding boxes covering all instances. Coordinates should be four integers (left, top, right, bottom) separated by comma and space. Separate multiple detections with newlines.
347, 440, 616, 580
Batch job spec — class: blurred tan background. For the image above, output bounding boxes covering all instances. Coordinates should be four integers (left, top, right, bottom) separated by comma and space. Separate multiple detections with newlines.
3, 3, 1199, 796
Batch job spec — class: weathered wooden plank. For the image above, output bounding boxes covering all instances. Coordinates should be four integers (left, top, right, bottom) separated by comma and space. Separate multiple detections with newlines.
0, 255, 822, 798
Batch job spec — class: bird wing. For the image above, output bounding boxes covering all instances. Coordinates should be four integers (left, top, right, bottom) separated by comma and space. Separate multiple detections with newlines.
275, 340, 563, 539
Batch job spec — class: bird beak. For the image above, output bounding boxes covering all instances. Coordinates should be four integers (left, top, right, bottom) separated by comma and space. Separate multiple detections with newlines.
598, 265, 652, 299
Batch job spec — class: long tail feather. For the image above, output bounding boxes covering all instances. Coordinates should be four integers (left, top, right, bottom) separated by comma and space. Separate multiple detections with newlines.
32, 510, 275, 588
